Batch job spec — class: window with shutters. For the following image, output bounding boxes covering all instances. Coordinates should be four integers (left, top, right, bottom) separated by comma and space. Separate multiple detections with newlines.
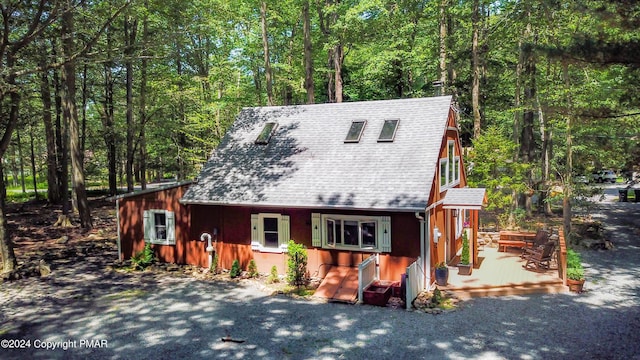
143, 210, 176, 245
312, 214, 391, 253
250, 213, 290, 253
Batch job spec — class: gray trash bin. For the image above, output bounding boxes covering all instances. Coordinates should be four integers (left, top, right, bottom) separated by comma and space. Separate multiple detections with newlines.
618, 189, 628, 202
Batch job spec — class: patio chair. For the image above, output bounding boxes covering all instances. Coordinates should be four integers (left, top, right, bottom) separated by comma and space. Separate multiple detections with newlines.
520, 229, 550, 258
522, 240, 556, 272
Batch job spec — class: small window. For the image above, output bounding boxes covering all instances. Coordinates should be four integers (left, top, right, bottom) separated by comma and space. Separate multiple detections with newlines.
378, 119, 399, 142
143, 210, 176, 245
255, 122, 277, 144
263, 217, 279, 248
250, 213, 290, 253
345, 120, 366, 143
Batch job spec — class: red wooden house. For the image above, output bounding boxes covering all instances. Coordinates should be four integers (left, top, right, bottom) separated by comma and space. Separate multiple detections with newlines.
116, 96, 485, 299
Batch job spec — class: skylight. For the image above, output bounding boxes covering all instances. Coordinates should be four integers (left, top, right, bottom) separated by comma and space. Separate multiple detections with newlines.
345, 120, 366, 143
255, 122, 277, 145
378, 119, 399, 142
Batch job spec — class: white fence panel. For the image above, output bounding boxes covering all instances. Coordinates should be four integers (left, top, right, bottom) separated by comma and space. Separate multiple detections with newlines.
358, 254, 379, 303
405, 256, 424, 310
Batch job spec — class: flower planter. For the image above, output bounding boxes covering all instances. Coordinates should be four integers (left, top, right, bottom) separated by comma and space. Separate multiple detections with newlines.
457, 263, 472, 276
435, 267, 449, 286
363, 284, 392, 306
567, 278, 585, 293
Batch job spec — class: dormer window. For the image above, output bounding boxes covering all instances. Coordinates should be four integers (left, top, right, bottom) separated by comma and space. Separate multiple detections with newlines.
378, 119, 399, 142
345, 120, 366, 143
255, 122, 277, 144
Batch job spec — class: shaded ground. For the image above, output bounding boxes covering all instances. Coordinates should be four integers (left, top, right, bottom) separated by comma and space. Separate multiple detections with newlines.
1, 198, 640, 359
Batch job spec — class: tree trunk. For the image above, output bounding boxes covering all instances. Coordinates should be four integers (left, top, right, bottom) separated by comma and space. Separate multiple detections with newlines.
333, 43, 344, 103
260, 2, 274, 106
0, 92, 20, 273
471, 0, 481, 139
40, 61, 61, 204
29, 124, 39, 200
303, 0, 314, 104
61, 3, 92, 229
438, 0, 448, 88
562, 62, 573, 237
15, 129, 26, 193
125, 17, 138, 192
139, 13, 149, 191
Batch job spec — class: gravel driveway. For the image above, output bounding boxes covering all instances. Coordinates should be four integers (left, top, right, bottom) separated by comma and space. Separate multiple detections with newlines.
1, 201, 640, 360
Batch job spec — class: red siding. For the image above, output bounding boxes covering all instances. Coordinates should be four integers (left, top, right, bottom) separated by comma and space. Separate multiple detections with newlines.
120, 196, 421, 282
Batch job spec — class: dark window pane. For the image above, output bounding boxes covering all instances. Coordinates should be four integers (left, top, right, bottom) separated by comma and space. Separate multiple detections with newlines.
361, 222, 376, 247
154, 213, 166, 226
345, 121, 366, 143
378, 119, 399, 142
255, 122, 277, 144
263, 217, 279, 248
327, 219, 335, 246
264, 217, 278, 232
154, 213, 167, 240
264, 233, 279, 248
343, 221, 359, 245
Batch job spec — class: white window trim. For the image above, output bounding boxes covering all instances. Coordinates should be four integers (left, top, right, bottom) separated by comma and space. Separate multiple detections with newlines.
440, 141, 461, 190
251, 213, 290, 253
318, 214, 390, 253
143, 209, 176, 246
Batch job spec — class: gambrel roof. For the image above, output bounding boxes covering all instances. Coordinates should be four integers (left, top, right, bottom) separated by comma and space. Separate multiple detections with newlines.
181, 96, 455, 211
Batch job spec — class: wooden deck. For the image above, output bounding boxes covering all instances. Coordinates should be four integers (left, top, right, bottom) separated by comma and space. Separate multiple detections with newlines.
439, 245, 566, 299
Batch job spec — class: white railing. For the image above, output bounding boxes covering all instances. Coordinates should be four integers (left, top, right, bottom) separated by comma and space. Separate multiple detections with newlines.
358, 253, 379, 303
405, 256, 424, 310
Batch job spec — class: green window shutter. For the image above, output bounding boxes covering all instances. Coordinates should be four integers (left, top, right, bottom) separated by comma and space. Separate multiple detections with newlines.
381, 216, 391, 252
143, 210, 152, 243
311, 213, 321, 247
251, 214, 260, 244
166, 211, 176, 245
279, 215, 290, 247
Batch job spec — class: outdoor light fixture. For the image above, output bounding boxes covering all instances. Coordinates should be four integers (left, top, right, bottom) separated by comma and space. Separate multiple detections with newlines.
452, 209, 459, 217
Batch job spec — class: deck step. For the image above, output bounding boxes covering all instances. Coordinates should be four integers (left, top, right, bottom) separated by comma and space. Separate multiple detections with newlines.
313, 266, 359, 304
441, 281, 567, 300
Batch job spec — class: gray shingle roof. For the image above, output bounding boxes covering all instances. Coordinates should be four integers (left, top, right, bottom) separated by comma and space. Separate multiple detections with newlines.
442, 188, 487, 210
181, 96, 454, 211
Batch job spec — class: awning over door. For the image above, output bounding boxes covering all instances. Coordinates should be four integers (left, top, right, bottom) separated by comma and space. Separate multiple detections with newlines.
443, 188, 487, 210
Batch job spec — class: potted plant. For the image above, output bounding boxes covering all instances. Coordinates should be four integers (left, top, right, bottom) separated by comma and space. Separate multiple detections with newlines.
566, 248, 585, 292
435, 262, 449, 286
458, 231, 472, 275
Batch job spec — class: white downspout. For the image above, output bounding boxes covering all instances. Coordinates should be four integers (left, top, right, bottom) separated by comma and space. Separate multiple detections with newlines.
201, 233, 213, 269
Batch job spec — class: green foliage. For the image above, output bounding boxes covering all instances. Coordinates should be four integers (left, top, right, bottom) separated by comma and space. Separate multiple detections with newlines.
460, 231, 470, 265
286, 240, 308, 287
229, 259, 241, 278
566, 248, 585, 281
267, 265, 280, 284
210, 253, 219, 274
436, 262, 447, 270
468, 127, 529, 227
247, 259, 259, 278
131, 243, 155, 270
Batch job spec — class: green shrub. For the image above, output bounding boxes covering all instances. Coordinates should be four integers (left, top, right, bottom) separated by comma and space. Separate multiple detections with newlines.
267, 265, 280, 284
460, 231, 470, 265
230, 259, 241, 278
210, 253, 219, 274
131, 243, 155, 270
247, 259, 259, 278
286, 240, 308, 286
566, 248, 584, 280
